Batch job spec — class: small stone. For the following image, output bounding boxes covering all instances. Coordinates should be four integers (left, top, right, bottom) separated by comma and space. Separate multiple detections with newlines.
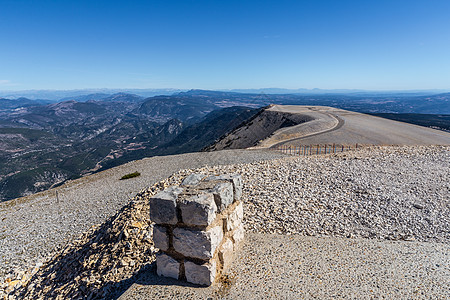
205, 174, 242, 201
184, 260, 217, 286
413, 203, 424, 209
181, 173, 206, 186
153, 225, 169, 251
149, 186, 183, 224
179, 193, 217, 226
218, 238, 234, 271
131, 221, 144, 229
156, 253, 180, 280
173, 226, 223, 260
211, 182, 234, 212
232, 222, 245, 249
191, 181, 233, 212
225, 202, 243, 232
120, 259, 128, 267
125, 242, 132, 250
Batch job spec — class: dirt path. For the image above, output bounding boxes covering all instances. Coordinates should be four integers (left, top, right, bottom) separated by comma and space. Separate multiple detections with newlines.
270, 114, 345, 148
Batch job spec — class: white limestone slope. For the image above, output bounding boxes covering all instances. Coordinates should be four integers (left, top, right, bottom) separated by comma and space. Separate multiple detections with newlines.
256, 105, 450, 148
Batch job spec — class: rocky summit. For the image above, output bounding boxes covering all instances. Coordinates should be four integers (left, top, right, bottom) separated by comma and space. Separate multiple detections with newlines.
1, 145, 449, 299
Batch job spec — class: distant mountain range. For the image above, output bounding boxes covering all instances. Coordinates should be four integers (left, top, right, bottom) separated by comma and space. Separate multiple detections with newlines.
226, 88, 450, 95
0, 88, 183, 101
1, 89, 449, 201
2, 88, 449, 100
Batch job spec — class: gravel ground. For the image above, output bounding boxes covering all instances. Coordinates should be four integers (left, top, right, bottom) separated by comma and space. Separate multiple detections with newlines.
120, 145, 450, 300
163, 145, 448, 243
236, 145, 450, 242
121, 233, 450, 299
2, 145, 449, 298
0, 149, 285, 282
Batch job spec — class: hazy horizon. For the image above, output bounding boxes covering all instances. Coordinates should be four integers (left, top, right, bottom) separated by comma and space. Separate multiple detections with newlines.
1, 87, 450, 101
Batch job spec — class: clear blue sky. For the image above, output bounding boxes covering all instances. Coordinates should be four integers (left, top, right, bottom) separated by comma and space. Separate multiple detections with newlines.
1, 0, 450, 91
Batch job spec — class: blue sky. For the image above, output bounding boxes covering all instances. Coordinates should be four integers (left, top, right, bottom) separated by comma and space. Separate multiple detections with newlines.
1, 0, 450, 91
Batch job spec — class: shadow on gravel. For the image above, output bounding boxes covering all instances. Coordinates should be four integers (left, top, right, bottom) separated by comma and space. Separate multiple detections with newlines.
112, 262, 205, 300
12, 196, 161, 299
11, 178, 203, 300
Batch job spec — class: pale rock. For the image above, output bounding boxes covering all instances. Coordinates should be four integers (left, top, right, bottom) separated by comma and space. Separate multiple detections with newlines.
184, 260, 217, 286
218, 238, 234, 271
232, 222, 245, 249
152, 225, 169, 251
181, 173, 206, 186
192, 181, 234, 212
149, 186, 183, 224
173, 226, 223, 260
225, 202, 244, 232
156, 253, 180, 280
205, 174, 242, 201
211, 182, 233, 212
179, 193, 217, 226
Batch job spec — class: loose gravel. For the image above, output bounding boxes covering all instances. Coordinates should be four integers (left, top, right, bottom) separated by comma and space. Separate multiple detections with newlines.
1, 145, 449, 298
237, 145, 450, 243
0, 150, 284, 285
121, 233, 450, 299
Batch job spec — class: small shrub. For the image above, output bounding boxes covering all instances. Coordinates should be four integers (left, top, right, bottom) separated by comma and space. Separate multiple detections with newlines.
120, 171, 141, 180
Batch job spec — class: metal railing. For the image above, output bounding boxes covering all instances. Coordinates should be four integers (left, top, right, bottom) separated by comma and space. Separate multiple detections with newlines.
275, 143, 364, 156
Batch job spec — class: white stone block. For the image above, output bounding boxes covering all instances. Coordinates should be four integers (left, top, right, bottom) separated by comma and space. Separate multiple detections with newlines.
173, 226, 223, 260
156, 253, 180, 280
211, 182, 233, 212
205, 174, 242, 201
232, 222, 245, 249
219, 238, 234, 271
184, 260, 217, 286
152, 225, 169, 251
181, 173, 206, 186
179, 193, 217, 226
225, 202, 243, 232
149, 186, 183, 225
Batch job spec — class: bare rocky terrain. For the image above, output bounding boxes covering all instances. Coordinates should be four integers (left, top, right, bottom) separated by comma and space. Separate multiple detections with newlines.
210, 105, 450, 150
0, 149, 285, 293
265, 105, 450, 147
1, 105, 450, 299
1, 145, 449, 299
206, 107, 314, 150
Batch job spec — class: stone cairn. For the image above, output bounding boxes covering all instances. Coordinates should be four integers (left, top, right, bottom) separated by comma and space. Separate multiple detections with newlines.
149, 173, 244, 286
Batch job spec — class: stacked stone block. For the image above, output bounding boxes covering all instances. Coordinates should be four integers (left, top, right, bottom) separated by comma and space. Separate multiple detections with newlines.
149, 173, 244, 286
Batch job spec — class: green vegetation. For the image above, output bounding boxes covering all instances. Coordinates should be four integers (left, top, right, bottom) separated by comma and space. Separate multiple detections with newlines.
120, 171, 141, 180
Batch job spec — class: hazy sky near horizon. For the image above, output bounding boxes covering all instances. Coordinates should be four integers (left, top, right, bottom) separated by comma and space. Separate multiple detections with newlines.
1, 0, 450, 91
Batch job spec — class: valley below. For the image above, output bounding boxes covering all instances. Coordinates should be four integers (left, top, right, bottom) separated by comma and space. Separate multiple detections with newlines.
0, 92, 449, 298
1, 90, 450, 202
